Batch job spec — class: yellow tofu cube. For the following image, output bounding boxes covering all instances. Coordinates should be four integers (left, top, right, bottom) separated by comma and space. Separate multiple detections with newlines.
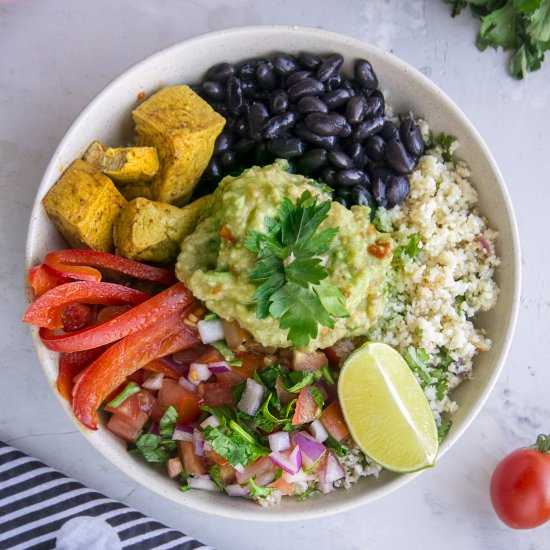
132, 85, 225, 206
42, 159, 127, 252
114, 194, 212, 263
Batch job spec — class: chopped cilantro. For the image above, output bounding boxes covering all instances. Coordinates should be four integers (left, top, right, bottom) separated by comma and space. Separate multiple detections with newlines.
310, 386, 325, 410
397, 233, 422, 259
285, 371, 315, 393
325, 433, 348, 458
179, 472, 191, 492
208, 465, 225, 491
245, 190, 349, 348
435, 133, 456, 162
256, 363, 288, 390
203, 312, 220, 321
159, 405, 178, 439
133, 434, 173, 464
211, 340, 242, 367
106, 381, 140, 408
248, 477, 275, 498
437, 417, 453, 443
404, 346, 432, 386
297, 484, 319, 501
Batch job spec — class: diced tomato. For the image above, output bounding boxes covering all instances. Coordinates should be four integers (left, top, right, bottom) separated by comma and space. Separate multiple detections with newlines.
104, 390, 154, 423
97, 304, 132, 323
291, 350, 328, 372
106, 413, 146, 443
127, 370, 145, 385
61, 303, 93, 332
320, 401, 350, 441
215, 351, 266, 385
150, 398, 166, 423
196, 347, 224, 364
205, 449, 228, 467
323, 339, 355, 367
198, 382, 234, 407
235, 456, 277, 485
143, 358, 184, 379
178, 441, 206, 476
172, 346, 209, 365
158, 379, 200, 425
267, 476, 294, 496
292, 386, 320, 426
214, 370, 247, 386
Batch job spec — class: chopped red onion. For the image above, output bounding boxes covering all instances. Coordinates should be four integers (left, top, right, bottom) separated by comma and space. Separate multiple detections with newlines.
322, 452, 346, 483
187, 476, 220, 492
178, 376, 197, 393
200, 415, 221, 430
293, 432, 326, 470
308, 419, 329, 443
203, 441, 212, 452
234, 463, 245, 473
282, 468, 315, 484
188, 363, 211, 385
269, 445, 302, 475
225, 483, 250, 497
318, 479, 334, 494
237, 378, 265, 416
193, 429, 205, 457
206, 361, 231, 373
142, 373, 164, 391
159, 355, 189, 376
268, 431, 291, 452
197, 319, 225, 344
477, 234, 491, 254
172, 425, 193, 442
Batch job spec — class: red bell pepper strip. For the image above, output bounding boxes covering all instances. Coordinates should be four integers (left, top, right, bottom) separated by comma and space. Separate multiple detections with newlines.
44, 249, 177, 285
57, 347, 108, 401
38, 282, 194, 353
28, 264, 71, 297
72, 307, 200, 429
22, 281, 150, 330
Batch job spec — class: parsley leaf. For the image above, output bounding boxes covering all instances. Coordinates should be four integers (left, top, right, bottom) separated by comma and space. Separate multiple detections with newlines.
325, 433, 348, 458
159, 405, 178, 439
203, 425, 268, 467
211, 341, 242, 367
249, 477, 275, 498
133, 434, 173, 464
245, 190, 348, 347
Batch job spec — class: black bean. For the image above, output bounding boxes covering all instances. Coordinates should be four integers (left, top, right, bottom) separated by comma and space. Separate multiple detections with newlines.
287, 79, 325, 102
399, 118, 424, 157
295, 122, 338, 149
355, 59, 378, 90
321, 167, 337, 186
341, 79, 357, 94
202, 81, 225, 101
316, 54, 344, 82
219, 150, 236, 170
364, 135, 385, 162
213, 132, 233, 156
269, 90, 289, 114
239, 58, 268, 79
324, 75, 343, 92
286, 70, 312, 87
247, 102, 270, 141
380, 120, 398, 140
234, 138, 256, 157
337, 169, 367, 187
305, 112, 349, 137
297, 148, 328, 174
210, 102, 230, 118
385, 175, 411, 207
347, 142, 367, 168
371, 166, 395, 181
203, 158, 222, 180
365, 93, 385, 119
384, 138, 416, 174
263, 112, 297, 140
254, 142, 272, 165
322, 88, 352, 109
267, 138, 305, 158
346, 95, 367, 125
372, 176, 387, 207
328, 150, 354, 170
352, 117, 385, 141
297, 96, 328, 115
298, 51, 323, 70
235, 116, 248, 137
351, 185, 376, 214
206, 62, 236, 83
255, 63, 277, 91
226, 77, 244, 115
241, 79, 258, 98
273, 53, 301, 76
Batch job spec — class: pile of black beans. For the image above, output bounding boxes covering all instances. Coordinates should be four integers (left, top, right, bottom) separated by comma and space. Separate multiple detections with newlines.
192, 52, 424, 211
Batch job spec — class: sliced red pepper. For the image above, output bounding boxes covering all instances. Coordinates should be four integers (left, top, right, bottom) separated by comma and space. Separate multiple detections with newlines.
57, 347, 108, 401
44, 249, 177, 285
38, 282, 194, 352
22, 281, 150, 330
72, 305, 200, 429
28, 264, 71, 297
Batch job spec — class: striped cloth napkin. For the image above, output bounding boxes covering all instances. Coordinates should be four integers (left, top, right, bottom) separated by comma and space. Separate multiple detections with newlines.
0, 441, 214, 550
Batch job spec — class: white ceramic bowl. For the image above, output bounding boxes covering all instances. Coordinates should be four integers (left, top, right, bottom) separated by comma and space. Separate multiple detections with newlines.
25, 25, 520, 521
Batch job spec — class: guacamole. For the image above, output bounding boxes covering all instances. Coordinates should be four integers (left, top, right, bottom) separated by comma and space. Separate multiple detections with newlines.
176, 161, 392, 351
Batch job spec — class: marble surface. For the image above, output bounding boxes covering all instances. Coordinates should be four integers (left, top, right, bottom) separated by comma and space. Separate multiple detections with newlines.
1, 0, 549, 548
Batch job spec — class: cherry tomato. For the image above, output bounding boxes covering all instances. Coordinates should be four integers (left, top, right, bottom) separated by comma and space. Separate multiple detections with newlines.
490, 435, 550, 529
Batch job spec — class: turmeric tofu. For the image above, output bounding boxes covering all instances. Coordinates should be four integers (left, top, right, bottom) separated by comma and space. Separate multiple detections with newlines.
42, 160, 127, 252
132, 85, 225, 206
114, 194, 212, 263
83, 141, 159, 183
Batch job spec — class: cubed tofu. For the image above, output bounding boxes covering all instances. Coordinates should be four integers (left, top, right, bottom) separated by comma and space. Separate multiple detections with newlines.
132, 85, 225, 206
115, 181, 153, 201
114, 194, 212, 263
83, 140, 159, 183
42, 160, 127, 251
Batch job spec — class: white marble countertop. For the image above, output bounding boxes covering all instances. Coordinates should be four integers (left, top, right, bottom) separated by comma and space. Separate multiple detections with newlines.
1, 0, 549, 548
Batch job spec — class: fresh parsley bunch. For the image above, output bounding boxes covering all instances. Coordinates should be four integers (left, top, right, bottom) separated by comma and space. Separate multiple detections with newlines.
445, 0, 550, 79
245, 191, 349, 348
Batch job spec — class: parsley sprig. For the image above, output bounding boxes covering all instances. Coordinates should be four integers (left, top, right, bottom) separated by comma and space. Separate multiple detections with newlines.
245, 191, 349, 348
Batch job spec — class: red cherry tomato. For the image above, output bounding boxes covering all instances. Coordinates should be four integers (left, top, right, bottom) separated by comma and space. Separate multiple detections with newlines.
490, 435, 550, 529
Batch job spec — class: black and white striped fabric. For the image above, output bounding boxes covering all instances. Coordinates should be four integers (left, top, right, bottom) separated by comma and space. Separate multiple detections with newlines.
0, 442, 214, 550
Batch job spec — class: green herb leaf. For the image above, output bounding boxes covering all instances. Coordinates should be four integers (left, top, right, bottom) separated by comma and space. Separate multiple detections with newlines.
203, 312, 220, 321
133, 434, 173, 464
208, 465, 225, 491
297, 484, 319, 501
325, 433, 348, 458
248, 477, 275, 498
397, 233, 422, 259
285, 371, 314, 393
437, 418, 453, 443
106, 381, 141, 408
310, 386, 325, 410
211, 340, 243, 367
159, 405, 179, 439
404, 346, 432, 386
203, 425, 268, 467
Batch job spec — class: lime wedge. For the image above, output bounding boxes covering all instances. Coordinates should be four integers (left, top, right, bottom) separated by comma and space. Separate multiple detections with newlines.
337, 342, 438, 473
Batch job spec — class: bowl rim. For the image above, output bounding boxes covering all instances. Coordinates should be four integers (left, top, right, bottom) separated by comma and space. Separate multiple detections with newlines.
24, 24, 521, 521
